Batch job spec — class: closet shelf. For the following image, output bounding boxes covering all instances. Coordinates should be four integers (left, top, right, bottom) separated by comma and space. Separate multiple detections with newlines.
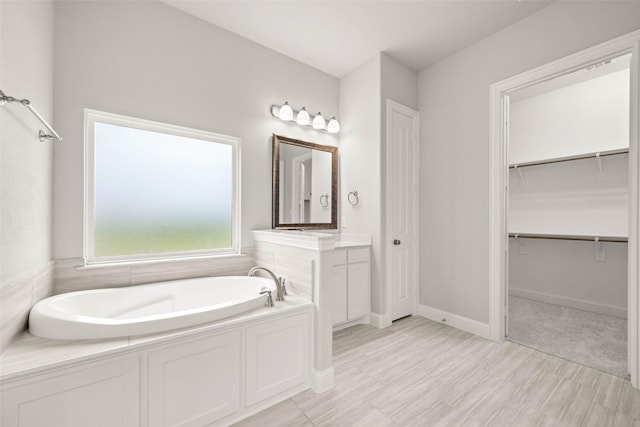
509, 148, 629, 169
508, 232, 627, 243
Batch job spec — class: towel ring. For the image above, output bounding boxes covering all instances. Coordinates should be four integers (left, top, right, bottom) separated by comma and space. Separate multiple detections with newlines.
347, 190, 359, 207
319, 194, 329, 208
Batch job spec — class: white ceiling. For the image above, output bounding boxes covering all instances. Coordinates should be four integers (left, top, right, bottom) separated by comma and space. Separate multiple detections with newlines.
162, 0, 554, 78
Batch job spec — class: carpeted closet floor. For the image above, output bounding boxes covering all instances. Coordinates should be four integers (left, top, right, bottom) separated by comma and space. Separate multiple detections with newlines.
507, 296, 628, 378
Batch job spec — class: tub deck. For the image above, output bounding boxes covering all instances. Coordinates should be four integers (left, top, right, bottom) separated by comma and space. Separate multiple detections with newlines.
0, 295, 312, 382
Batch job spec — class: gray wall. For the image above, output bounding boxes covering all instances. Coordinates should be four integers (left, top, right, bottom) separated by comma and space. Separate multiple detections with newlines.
1, 0, 55, 353
53, 1, 340, 260
418, 1, 640, 323
339, 55, 382, 312
339, 53, 417, 316
1, 1, 53, 282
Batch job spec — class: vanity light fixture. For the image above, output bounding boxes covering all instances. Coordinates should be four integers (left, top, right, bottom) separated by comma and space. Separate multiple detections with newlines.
271, 102, 340, 133
312, 112, 326, 129
278, 101, 294, 121
327, 116, 340, 133
296, 107, 310, 126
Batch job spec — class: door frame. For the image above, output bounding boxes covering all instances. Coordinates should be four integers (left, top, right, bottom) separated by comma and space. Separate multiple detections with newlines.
384, 99, 420, 326
489, 30, 640, 387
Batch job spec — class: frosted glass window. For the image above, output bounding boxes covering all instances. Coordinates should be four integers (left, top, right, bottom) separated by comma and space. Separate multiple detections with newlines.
85, 110, 239, 264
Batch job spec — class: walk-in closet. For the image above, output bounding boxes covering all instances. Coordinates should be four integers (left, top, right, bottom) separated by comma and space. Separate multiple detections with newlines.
506, 54, 631, 378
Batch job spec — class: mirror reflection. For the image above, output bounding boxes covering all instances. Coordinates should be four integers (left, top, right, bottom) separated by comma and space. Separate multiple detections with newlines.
272, 134, 338, 229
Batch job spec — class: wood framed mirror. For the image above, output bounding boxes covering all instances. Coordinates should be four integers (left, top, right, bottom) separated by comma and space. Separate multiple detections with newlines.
272, 134, 338, 229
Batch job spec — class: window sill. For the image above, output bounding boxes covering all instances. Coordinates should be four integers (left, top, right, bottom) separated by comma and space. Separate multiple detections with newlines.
75, 252, 246, 271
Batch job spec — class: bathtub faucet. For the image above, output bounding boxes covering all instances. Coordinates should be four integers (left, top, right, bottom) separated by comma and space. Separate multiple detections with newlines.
260, 289, 274, 307
248, 266, 286, 302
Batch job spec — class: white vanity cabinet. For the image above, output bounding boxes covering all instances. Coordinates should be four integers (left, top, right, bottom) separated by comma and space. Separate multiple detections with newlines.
332, 246, 371, 326
1, 356, 140, 427
332, 249, 349, 324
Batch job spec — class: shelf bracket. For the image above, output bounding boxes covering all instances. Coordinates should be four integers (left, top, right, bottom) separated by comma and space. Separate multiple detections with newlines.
594, 237, 606, 262
513, 165, 527, 187
595, 152, 606, 181
514, 234, 527, 255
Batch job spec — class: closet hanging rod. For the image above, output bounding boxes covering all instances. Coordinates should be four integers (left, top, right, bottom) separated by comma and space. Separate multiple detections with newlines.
0, 89, 62, 142
509, 233, 627, 243
509, 148, 628, 169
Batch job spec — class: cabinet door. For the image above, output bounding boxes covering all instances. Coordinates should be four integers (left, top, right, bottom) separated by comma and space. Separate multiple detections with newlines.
332, 264, 348, 324
148, 331, 241, 427
1, 356, 140, 427
347, 261, 371, 320
246, 313, 311, 407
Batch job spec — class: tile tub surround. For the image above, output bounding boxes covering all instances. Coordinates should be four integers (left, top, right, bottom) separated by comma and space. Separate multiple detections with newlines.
0, 294, 311, 380
0, 261, 54, 354
1, 251, 255, 353
53, 248, 256, 295
254, 250, 314, 301
1, 295, 313, 426
235, 316, 640, 427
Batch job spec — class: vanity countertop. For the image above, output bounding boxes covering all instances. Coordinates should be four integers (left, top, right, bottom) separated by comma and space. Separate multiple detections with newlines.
335, 232, 372, 248
253, 230, 371, 251
334, 241, 371, 248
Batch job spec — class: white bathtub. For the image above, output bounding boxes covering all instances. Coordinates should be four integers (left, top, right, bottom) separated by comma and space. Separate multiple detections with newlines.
29, 276, 277, 340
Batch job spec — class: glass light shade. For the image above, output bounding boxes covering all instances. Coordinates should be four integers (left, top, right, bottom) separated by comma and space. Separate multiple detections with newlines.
296, 107, 310, 126
312, 112, 326, 129
278, 102, 293, 121
327, 116, 340, 133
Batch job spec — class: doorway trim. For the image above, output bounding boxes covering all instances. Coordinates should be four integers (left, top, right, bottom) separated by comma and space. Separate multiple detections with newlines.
383, 99, 420, 327
489, 29, 640, 387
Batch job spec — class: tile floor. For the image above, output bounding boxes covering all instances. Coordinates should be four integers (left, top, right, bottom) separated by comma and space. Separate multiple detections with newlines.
234, 316, 640, 427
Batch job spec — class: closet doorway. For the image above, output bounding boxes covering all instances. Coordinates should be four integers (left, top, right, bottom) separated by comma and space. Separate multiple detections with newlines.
505, 53, 630, 378
489, 29, 640, 388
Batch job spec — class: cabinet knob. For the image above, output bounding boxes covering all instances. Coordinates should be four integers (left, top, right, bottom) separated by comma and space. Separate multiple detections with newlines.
393, 239, 401, 245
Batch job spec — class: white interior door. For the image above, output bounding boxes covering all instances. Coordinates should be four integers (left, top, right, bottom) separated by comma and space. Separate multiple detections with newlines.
387, 100, 419, 321
298, 162, 306, 221
279, 160, 285, 223
291, 152, 311, 223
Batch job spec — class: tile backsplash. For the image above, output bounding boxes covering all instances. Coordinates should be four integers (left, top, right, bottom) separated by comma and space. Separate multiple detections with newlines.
54, 249, 257, 295
1, 250, 259, 353
254, 249, 314, 301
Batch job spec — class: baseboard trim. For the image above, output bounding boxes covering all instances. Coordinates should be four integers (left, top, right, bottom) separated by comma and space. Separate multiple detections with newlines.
369, 312, 392, 329
311, 367, 334, 393
417, 304, 491, 340
332, 312, 394, 331
509, 287, 627, 319
332, 315, 370, 332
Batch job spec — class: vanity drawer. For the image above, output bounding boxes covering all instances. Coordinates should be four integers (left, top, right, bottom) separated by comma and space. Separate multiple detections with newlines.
333, 249, 347, 266
347, 247, 370, 264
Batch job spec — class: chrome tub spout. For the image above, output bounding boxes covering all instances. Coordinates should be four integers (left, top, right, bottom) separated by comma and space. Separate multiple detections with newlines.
248, 266, 286, 302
